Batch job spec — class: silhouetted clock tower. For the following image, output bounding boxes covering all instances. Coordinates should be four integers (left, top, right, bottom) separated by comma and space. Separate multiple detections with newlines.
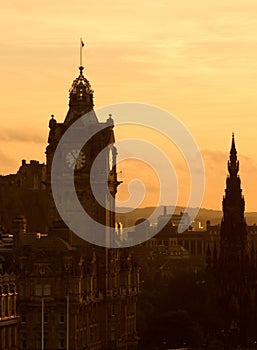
45, 64, 120, 244
6, 45, 139, 350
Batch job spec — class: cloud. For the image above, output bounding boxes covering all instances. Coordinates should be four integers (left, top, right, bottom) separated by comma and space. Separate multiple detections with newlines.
200, 148, 257, 211
201, 148, 257, 175
0, 150, 17, 174
0, 128, 45, 143
201, 149, 227, 173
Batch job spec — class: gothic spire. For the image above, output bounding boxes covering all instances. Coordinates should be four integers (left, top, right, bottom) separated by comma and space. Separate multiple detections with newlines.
223, 133, 245, 219
216, 136, 250, 348
221, 134, 247, 245
228, 133, 239, 176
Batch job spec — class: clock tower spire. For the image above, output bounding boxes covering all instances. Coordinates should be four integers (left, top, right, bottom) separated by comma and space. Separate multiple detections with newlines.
64, 65, 95, 125
63, 39, 95, 125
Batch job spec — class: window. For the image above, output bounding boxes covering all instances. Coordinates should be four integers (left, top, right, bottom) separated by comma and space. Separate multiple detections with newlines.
44, 312, 48, 323
36, 312, 41, 323
11, 296, 15, 315
19, 284, 24, 297
21, 312, 26, 323
2, 287, 8, 317
35, 284, 51, 296
111, 324, 116, 341
90, 327, 95, 342
35, 284, 42, 296
5, 327, 9, 348
44, 284, 51, 296
111, 304, 115, 316
36, 338, 41, 349
59, 312, 65, 323
59, 338, 65, 349
11, 327, 16, 347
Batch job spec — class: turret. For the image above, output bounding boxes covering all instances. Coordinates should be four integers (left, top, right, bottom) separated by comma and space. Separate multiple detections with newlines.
64, 66, 95, 125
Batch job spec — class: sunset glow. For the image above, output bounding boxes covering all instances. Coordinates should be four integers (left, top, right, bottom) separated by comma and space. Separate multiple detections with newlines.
1, 0, 257, 210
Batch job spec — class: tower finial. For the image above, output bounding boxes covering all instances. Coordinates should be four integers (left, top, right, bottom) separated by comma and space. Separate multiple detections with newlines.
230, 132, 236, 156
231, 132, 235, 147
228, 133, 239, 176
79, 38, 85, 73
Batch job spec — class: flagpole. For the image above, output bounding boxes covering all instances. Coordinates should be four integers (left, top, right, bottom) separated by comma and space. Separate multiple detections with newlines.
80, 38, 82, 67
80, 38, 83, 67
67, 293, 69, 350
42, 297, 44, 350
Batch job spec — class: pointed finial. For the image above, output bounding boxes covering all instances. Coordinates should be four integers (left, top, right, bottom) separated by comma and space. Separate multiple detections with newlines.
228, 133, 239, 176
231, 132, 236, 150
79, 66, 84, 76
230, 132, 237, 155
107, 113, 114, 125
49, 114, 56, 129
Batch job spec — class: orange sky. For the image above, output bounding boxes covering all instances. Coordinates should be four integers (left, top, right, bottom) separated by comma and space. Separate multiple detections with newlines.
1, 0, 257, 211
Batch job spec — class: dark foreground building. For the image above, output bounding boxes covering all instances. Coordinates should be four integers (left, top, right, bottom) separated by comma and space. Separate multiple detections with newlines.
0, 58, 139, 349
18, 62, 139, 350
14, 221, 139, 350
207, 134, 257, 348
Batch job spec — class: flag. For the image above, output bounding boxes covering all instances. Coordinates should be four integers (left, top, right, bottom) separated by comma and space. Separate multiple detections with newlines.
80, 38, 85, 47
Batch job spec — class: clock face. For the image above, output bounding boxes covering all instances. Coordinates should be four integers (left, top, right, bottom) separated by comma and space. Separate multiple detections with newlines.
66, 149, 86, 170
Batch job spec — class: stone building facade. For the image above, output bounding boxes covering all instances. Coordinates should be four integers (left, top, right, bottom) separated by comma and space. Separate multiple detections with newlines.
15, 229, 139, 350
0, 273, 18, 350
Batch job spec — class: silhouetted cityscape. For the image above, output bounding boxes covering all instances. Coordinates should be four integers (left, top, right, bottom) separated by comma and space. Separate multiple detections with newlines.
1, 55, 257, 350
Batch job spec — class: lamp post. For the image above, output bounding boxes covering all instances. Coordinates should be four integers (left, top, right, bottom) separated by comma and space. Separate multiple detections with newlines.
65, 261, 71, 350
41, 297, 44, 350
67, 292, 69, 350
